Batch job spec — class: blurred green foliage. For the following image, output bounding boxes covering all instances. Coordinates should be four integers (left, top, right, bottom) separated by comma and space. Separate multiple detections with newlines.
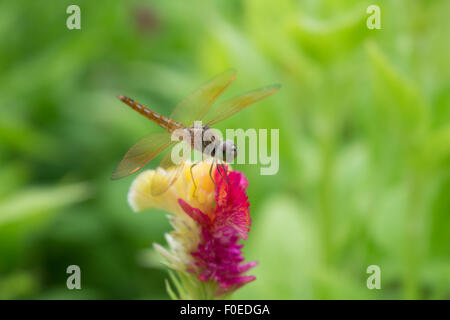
0, 0, 449, 299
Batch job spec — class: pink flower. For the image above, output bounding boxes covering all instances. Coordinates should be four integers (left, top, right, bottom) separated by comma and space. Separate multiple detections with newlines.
178, 166, 257, 296
128, 161, 257, 299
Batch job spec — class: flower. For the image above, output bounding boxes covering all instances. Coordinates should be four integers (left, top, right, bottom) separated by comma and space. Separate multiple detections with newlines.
128, 160, 257, 299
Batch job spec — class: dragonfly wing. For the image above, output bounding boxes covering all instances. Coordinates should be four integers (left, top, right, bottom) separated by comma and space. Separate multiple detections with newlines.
150, 148, 186, 196
111, 132, 174, 180
203, 84, 280, 127
169, 69, 237, 127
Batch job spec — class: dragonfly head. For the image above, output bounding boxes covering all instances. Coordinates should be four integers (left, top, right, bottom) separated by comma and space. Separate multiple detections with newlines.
219, 139, 237, 163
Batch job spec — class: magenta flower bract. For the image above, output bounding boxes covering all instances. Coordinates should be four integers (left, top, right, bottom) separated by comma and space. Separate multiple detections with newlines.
178, 166, 257, 295
127, 161, 257, 299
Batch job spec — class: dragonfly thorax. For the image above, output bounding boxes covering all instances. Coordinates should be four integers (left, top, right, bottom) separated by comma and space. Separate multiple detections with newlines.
217, 139, 238, 162
185, 126, 237, 163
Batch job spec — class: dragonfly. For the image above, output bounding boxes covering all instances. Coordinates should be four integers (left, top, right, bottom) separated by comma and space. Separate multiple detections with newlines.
111, 69, 280, 196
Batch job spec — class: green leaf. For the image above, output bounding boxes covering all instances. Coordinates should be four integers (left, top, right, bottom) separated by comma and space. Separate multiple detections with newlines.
366, 41, 428, 139
165, 279, 178, 300
0, 183, 91, 226
289, 4, 371, 63
234, 195, 319, 299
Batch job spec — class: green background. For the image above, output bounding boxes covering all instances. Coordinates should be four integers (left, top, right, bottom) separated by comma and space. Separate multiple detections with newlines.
0, 0, 449, 299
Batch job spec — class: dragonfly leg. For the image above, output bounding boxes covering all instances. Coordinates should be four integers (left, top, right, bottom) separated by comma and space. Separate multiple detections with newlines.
217, 163, 230, 185
209, 160, 216, 188
221, 163, 231, 184
190, 163, 199, 197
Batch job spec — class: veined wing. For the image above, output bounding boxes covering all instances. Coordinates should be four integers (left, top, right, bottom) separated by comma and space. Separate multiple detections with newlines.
111, 132, 174, 180
203, 84, 280, 127
169, 69, 236, 127
151, 148, 186, 196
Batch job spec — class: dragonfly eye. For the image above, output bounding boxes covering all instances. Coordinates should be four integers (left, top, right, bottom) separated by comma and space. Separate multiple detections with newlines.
231, 145, 237, 158
221, 140, 237, 162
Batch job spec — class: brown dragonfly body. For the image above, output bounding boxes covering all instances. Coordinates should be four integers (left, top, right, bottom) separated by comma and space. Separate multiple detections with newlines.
118, 95, 223, 158
112, 70, 279, 195
118, 95, 184, 132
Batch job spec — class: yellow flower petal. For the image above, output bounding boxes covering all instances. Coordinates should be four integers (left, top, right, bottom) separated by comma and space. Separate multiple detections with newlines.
128, 160, 217, 215
128, 160, 231, 272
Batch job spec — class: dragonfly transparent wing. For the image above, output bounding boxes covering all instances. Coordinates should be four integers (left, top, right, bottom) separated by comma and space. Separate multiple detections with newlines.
111, 131, 175, 180
203, 84, 280, 127
150, 146, 186, 196
169, 69, 236, 127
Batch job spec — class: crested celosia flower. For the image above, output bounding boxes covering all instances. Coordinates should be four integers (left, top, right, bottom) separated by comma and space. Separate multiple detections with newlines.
128, 160, 257, 299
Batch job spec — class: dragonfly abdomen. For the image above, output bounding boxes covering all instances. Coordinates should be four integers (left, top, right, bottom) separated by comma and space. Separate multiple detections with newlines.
118, 95, 183, 132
